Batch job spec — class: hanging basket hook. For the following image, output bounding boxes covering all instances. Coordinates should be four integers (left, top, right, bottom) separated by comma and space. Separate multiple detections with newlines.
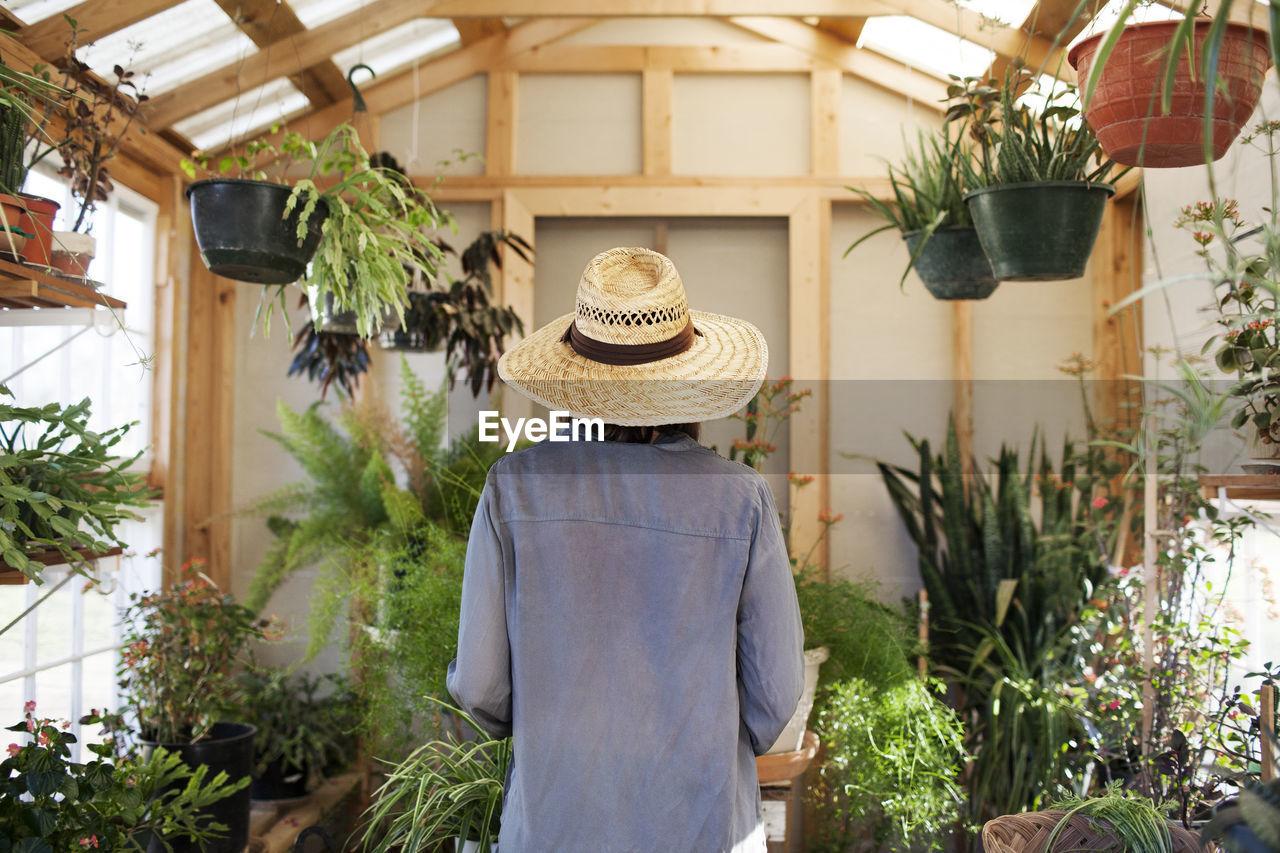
347, 63, 376, 113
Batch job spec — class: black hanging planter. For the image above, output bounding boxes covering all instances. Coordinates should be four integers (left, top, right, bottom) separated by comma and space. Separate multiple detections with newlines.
902, 226, 999, 300
379, 291, 445, 352
250, 755, 311, 801
139, 722, 256, 853
964, 181, 1115, 282
187, 178, 328, 285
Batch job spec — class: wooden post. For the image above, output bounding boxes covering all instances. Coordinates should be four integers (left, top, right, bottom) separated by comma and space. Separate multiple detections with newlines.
1093, 194, 1144, 433
809, 68, 840, 176
642, 68, 673, 176
486, 70, 518, 176
180, 239, 236, 590
788, 196, 830, 575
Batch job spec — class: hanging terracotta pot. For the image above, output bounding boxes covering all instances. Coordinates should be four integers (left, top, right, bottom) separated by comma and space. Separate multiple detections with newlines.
1068, 20, 1270, 168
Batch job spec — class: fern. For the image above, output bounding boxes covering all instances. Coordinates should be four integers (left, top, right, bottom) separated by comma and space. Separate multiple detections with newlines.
400, 354, 447, 458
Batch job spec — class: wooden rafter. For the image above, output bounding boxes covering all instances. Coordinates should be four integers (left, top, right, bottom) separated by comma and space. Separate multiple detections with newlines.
815, 17, 868, 47
212, 17, 595, 159
729, 16, 948, 111
500, 44, 831, 72
419, 0, 890, 15
873, 0, 1070, 80
146, 0, 438, 131
212, 0, 350, 109
21, 0, 184, 60
453, 18, 507, 45
0, 31, 186, 174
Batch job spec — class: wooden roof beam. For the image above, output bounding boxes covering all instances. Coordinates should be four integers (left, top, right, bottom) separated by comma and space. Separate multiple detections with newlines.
729, 16, 948, 111
874, 0, 1070, 80
212, 0, 350, 108
419, 0, 890, 15
815, 17, 868, 46
453, 18, 507, 45
21, 0, 185, 60
0, 31, 187, 175
146, 0, 447, 131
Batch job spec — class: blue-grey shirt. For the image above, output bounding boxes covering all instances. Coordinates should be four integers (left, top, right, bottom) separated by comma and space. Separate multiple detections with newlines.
446, 433, 805, 853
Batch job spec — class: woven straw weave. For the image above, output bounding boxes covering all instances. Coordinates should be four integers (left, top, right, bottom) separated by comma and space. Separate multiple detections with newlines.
982, 810, 1210, 853
497, 247, 768, 426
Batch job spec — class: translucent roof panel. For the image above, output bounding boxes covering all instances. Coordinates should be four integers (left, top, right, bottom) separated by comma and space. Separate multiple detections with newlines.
955, 0, 1039, 29
1067, 0, 1182, 50
288, 0, 360, 28
858, 17, 997, 81
6, 0, 80, 26
173, 78, 311, 152
73, 0, 256, 96
330, 19, 460, 84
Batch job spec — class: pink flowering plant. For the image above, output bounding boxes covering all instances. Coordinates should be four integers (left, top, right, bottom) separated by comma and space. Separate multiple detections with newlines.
0, 703, 247, 851
1177, 122, 1280, 446
118, 558, 274, 744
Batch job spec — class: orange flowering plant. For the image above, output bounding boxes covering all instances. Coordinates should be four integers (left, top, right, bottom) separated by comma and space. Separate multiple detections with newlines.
117, 558, 277, 744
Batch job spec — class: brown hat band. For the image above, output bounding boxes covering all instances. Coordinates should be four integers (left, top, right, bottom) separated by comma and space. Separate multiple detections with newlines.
562, 318, 698, 366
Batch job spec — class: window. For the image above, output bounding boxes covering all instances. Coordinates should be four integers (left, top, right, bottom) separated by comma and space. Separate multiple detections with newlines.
0, 169, 162, 759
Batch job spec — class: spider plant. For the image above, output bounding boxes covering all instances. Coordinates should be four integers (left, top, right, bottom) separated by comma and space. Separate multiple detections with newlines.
946, 65, 1121, 188
357, 705, 510, 853
844, 126, 974, 288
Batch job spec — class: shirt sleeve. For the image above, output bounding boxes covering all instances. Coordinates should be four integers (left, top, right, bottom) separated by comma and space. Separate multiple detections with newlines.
446, 479, 513, 738
736, 481, 806, 756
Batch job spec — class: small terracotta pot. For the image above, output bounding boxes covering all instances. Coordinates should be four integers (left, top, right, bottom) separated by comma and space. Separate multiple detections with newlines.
49, 230, 95, 278
0, 228, 28, 258
16, 194, 59, 267
1068, 20, 1271, 168
0, 193, 22, 231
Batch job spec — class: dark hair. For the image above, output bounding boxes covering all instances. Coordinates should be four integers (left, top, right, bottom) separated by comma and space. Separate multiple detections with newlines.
602, 423, 701, 444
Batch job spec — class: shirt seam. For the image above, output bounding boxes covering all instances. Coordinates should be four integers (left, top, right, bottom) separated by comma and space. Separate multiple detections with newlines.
501, 516, 753, 541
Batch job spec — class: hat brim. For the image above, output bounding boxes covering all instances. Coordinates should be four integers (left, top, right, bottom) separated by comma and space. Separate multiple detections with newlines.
497, 310, 768, 426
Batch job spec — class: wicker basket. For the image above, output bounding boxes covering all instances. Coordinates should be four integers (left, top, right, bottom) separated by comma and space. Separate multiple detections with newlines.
982, 810, 1210, 853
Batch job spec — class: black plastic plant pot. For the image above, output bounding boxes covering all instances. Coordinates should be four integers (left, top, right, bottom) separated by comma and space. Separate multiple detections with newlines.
964, 181, 1115, 282
902, 226, 999, 300
186, 178, 328, 285
140, 722, 256, 853
250, 755, 310, 801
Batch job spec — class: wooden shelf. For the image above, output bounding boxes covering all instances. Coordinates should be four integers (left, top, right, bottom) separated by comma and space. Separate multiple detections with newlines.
1199, 475, 1280, 501
0, 546, 125, 585
0, 257, 124, 312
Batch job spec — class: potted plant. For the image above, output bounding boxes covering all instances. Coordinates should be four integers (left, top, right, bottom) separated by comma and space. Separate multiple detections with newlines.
845, 126, 999, 300
117, 558, 273, 853
949, 64, 1122, 281
21, 15, 149, 277
983, 785, 1204, 852
183, 124, 448, 339
380, 230, 528, 396
0, 385, 154, 586
795, 569, 967, 851
233, 669, 358, 801
287, 316, 373, 400
357, 706, 510, 853
0, 58, 64, 262
0, 704, 250, 851
1068, 13, 1270, 168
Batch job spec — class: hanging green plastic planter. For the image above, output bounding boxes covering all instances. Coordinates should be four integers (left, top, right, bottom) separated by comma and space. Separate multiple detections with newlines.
964, 181, 1115, 282
902, 226, 999, 300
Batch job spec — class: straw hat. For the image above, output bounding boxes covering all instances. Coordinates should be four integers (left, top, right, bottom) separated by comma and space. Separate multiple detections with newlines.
497, 247, 768, 426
